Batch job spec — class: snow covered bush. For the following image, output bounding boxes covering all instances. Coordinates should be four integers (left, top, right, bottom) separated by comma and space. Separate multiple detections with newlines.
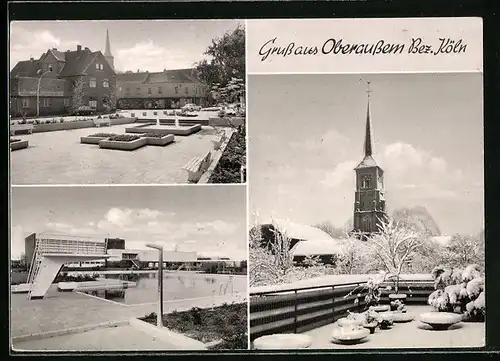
428, 264, 485, 321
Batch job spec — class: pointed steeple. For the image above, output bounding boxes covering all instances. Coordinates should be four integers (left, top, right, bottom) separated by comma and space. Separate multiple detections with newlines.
105, 29, 112, 56
364, 82, 373, 157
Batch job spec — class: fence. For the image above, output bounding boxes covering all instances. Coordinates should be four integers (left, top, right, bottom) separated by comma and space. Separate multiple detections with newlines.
249, 277, 435, 341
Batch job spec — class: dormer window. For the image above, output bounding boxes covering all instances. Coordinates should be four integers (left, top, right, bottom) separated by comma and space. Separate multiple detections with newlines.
102, 79, 109, 88
362, 175, 372, 189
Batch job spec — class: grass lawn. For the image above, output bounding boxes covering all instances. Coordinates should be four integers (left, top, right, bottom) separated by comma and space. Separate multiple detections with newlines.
141, 302, 248, 350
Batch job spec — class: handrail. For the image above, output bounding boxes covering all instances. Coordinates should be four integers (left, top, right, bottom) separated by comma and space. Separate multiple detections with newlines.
250, 278, 435, 297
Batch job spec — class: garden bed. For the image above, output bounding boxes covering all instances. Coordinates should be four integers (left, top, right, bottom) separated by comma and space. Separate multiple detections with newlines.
80, 133, 118, 144
10, 139, 29, 151
141, 303, 247, 350
126, 123, 202, 136
99, 134, 147, 151
208, 126, 246, 183
141, 133, 175, 146
208, 116, 245, 128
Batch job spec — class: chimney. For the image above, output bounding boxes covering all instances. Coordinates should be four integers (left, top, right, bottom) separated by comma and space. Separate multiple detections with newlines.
52, 48, 57, 51
30, 57, 34, 61
84, 47, 89, 51
77, 45, 82, 52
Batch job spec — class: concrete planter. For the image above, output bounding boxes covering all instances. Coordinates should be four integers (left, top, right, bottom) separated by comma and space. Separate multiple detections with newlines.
126, 124, 201, 136
142, 134, 175, 146
80, 136, 112, 145
109, 117, 137, 126
99, 137, 147, 151
10, 140, 29, 151
208, 117, 245, 128
420, 312, 462, 330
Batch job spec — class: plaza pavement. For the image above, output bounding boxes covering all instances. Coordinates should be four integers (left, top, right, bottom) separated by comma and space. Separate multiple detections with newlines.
303, 305, 485, 349
11, 285, 247, 338
10, 124, 218, 184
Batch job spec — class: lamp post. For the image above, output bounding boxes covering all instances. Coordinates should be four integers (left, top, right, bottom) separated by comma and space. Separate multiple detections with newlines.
37, 65, 53, 118
146, 243, 163, 328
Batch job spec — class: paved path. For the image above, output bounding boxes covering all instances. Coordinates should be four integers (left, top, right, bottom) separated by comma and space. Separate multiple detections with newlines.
11, 285, 246, 337
11, 125, 217, 185
304, 306, 485, 349
13, 325, 179, 351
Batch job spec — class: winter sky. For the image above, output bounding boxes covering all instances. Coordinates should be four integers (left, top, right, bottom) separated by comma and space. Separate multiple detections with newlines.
9, 20, 243, 71
249, 73, 484, 236
11, 186, 247, 260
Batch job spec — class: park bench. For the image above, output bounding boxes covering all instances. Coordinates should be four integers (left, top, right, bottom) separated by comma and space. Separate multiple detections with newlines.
182, 151, 212, 183
94, 118, 111, 128
10, 124, 34, 136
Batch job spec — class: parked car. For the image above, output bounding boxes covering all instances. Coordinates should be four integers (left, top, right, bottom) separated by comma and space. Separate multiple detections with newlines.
181, 103, 202, 112
75, 106, 96, 116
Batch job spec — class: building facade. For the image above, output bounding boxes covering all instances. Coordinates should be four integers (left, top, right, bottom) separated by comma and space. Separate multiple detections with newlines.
352, 87, 387, 236
10, 32, 116, 117
116, 69, 208, 110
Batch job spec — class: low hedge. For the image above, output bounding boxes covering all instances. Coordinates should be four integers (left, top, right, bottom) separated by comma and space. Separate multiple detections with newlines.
141, 132, 165, 138
108, 134, 141, 142
88, 133, 117, 138
209, 124, 246, 183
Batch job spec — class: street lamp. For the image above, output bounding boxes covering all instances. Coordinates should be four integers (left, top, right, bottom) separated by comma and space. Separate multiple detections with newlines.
37, 65, 53, 117
146, 243, 163, 328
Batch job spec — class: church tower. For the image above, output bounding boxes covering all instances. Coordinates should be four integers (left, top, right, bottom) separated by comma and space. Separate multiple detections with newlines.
104, 29, 114, 70
353, 82, 387, 237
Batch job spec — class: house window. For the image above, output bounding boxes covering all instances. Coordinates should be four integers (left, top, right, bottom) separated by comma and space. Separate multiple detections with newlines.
158, 87, 162, 94
185, 87, 188, 94
148, 88, 152, 95
42, 98, 50, 107
175, 86, 179, 94
96, 63, 100, 70
136, 87, 141, 94
63, 98, 70, 107
102, 79, 109, 88
89, 100, 97, 108
125, 88, 130, 94
142, 112, 147, 116
100, 64, 104, 70
89, 77, 97, 88
153, 111, 157, 115
21, 99, 30, 108
362, 175, 372, 189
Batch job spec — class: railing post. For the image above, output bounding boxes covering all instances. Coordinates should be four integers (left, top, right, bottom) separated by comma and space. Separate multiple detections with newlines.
294, 290, 298, 333
332, 285, 335, 323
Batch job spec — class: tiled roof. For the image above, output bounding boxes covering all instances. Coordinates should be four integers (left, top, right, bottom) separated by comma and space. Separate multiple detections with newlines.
355, 155, 379, 169
116, 68, 201, 85
58, 49, 99, 77
48, 49, 66, 62
10, 60, 40, 78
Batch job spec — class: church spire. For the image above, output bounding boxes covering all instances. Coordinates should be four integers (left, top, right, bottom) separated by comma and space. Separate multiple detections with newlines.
105, 29, 112, 56
364, 81, 374, 157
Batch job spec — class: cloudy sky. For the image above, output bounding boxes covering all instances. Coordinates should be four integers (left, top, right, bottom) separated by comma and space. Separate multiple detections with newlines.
249, 73, 484, 236
10, 20, 243, 71
11, 186, 247, 260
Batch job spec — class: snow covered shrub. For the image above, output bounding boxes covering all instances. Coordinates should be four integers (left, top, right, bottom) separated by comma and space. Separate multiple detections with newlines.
428, 264, 485, 321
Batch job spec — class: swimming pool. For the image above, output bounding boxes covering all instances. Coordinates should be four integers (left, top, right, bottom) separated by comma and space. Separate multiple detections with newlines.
85, 272, 248, 305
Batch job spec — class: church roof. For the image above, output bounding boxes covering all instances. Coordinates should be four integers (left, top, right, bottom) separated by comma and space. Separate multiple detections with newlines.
354, 155, 380, 169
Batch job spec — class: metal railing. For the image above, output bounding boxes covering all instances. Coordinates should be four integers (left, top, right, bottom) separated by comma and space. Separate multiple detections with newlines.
249, 278, 435, 341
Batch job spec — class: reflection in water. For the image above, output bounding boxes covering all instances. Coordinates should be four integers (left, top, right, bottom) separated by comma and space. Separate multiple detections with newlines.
98, 272, 247, 305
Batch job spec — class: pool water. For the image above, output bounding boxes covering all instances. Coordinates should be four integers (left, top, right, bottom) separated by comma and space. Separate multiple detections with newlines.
87, 273, 247, 305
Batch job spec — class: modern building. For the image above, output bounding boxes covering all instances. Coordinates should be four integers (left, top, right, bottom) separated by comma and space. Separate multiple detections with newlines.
352, 84, 387, 236
10, 31, 116, 117
115, 69, 208, 110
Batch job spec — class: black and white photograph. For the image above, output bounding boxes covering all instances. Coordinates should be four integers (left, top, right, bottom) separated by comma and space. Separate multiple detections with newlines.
10, 185, 248, 351
9, 20, 246, 185
248, 73, 484, 349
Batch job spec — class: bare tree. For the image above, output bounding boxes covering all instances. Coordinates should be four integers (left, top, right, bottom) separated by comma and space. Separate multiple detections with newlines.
71, 77, 85, 113
361, 216, 423, 293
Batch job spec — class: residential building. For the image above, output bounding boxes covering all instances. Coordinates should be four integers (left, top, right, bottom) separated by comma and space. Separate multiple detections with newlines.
10, 31, 116, 117
116, 69, 208, 110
